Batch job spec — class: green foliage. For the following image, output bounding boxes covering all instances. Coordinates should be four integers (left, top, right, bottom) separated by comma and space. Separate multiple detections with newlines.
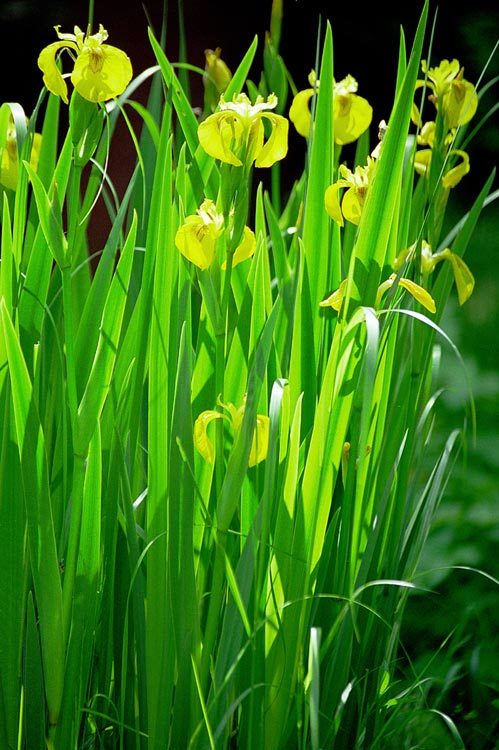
0, 2, 496, 749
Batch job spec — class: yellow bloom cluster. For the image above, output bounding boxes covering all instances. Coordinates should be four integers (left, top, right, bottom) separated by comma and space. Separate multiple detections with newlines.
412, 59, 477, 190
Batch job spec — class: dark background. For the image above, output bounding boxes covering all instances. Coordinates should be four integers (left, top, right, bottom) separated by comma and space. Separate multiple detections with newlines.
2, 0, 498, 121
1, 0, 498, 200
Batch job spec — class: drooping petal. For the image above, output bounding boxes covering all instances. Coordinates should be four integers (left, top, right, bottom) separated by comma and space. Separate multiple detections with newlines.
224, 226, 256, 269
445, 251, 475, 304
198, 112, 244, 166
398, 278, 436, 313
248, 415, 270, 466
411, 80, 430, 126
38, 41, 77, 104
376, 274, 436, 313
254, 113, 289, 167
71, 43, 132, 102
324, 182, 345, 226
341, 186, 364, 225
193, 410, 227, 463
319, 279, 348, 311
289, 88, 314, 137
333, 93, 372, 145
442, 149, 470, 189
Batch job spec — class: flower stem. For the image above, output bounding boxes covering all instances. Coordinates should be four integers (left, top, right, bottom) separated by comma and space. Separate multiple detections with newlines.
61, 265, 78, 425
87, 0, 95, 34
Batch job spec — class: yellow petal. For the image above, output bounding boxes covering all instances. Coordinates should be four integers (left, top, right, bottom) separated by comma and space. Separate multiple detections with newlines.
375, 276, 395, 307
442, 78, 478, 127
198, 112, 243, 166
0, 128, 42, 192
289, 88, 314, 137
414, 148, 432, 177
30, 133, 43, 171
398, 278, 436, 313
447, 252, 475, 305
193, 410, 226, 463
423, 59, 460, 96
376, 274, 436, 313
341, 186, 364, 225
392, 244, 414, 272
223, 226, 256, 269
254, 113, 289, 167
248, 415, 270, 466
175, 216, 217, 269
71, 44, 132, 102
38, 41, 76, 104
442, 149, 470, 189
324, 182, 344, 226
333, 93, 372, 145
204, 48, 232, 93
0, 141, 18, 190
246, 118, 265, 166
417, 121, 436, 147
203, 47, 232, 113
319, 279, 348, 311
411, 80, 429, 126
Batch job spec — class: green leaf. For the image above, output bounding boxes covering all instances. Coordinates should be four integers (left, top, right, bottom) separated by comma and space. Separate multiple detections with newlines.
23, 162, 67, 268
0, 299, 64, 726
23, 594, 46, 750
77, 212, 137, 453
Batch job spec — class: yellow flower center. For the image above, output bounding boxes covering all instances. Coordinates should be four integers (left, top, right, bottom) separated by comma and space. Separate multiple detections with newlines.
88, 47, 105, 73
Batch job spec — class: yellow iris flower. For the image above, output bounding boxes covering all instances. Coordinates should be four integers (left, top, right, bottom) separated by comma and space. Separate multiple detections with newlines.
414, 146, 470, 189
38, 24, 133, 104
289, 71, 372, 145
175, 198, 256, 270
0, 118, 41, 191
198, 92, 288, 168
412, 119, 470, 189
194, 398, 270, 466
414, 59, 478, 129
324, 156, 376, 226
393, 240, 474, 305
320, 274, 436, 314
